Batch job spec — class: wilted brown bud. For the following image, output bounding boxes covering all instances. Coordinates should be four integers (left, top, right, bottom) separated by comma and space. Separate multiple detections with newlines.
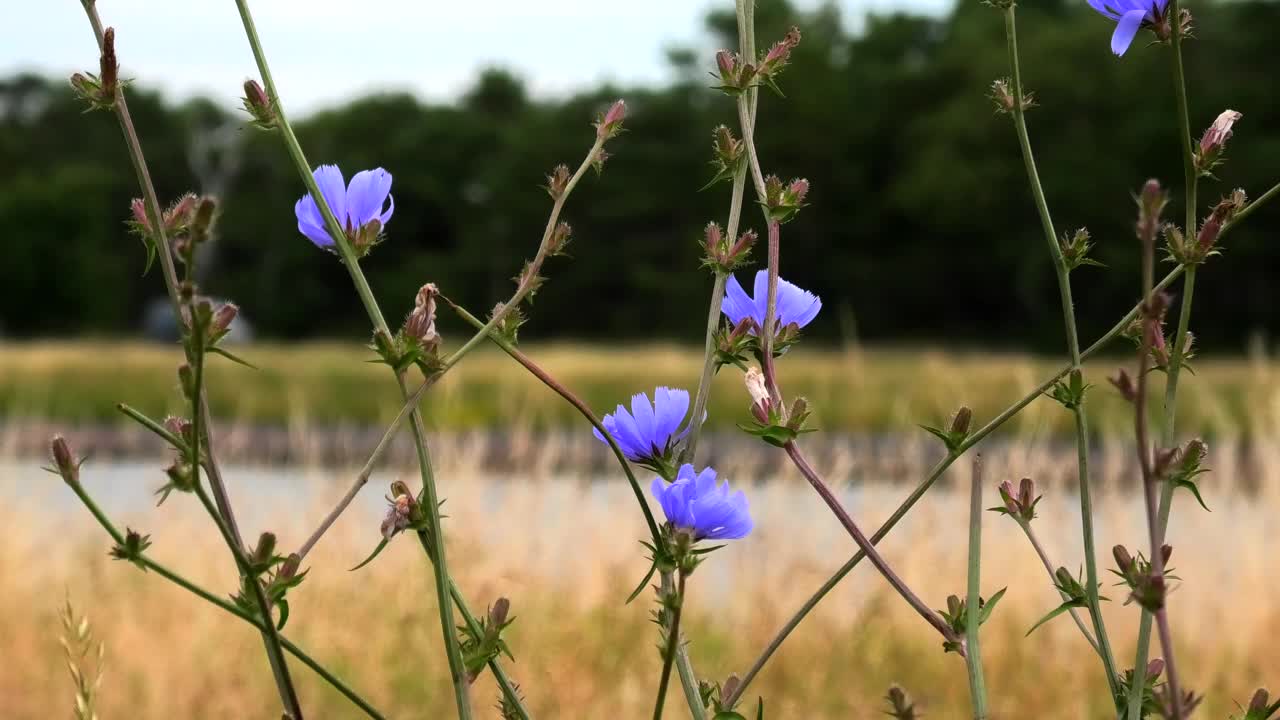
50, 436, 80, 484
745, 366, 772, 423
989, 78, 1016, 113
1248, 688, 1271, 712
1109, 369, 1137, 402
1113, 545, 1134, 573
100, 28, 119, 96
549, 221, 573, 255
381, 490, 415, 540
251, 532, 278, 567
1198, 109, 1242, 165
720, 675, 742, 707
488, 597, 511, 628
545, 164, 571, 199
403, 283, 441, 350
278, 553, 302, 580
950, 406, 973, 436
189, 196, 218, 245
1161, 544, 1173, 565
1196, 189, 1247, 254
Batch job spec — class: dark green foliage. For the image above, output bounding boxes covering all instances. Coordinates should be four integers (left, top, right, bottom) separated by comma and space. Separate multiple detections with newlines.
4, 0, 1280, 345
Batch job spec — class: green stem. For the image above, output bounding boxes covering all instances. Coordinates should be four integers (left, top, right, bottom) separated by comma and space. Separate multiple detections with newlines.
965, 456, 987, 719
60, 476, 386, 719
1129, 9, 1199, 714
448, 301, 702, 716
1002, 3, 1119, 698
652, 572, 687, 720
449, 580, 530, 720
682, 271, 727, 464
191, 484, 305, 719
230, 3, 471, 715
1018, 521, 1102, 656
723, 265, 1184, 708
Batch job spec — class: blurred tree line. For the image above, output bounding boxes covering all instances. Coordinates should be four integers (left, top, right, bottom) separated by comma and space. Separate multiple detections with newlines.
2, 0, 1278, 350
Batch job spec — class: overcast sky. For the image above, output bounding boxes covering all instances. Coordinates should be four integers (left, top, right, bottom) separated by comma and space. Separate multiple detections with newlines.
6, 0, 950, 115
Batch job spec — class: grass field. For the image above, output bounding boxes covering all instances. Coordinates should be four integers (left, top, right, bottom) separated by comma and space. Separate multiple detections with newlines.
3, 341, 1280, 438
3, 439, 1279, 718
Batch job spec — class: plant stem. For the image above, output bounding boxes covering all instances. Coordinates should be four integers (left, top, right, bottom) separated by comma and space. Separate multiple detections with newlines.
682, 271, 727, 464
1018, 522, 1102, 655
448, 580, 530, 720
191, 484, 305, 718
58, 475, 386, 719
783, 441, 958, 646
1001, 3, 1120, 698
1129, 9, 1198, 716
965, 455, 988, 719
230, 3, 472, 714
652, 572, 687, 720
448, 301, 702, 716
723, 265, 1183, 708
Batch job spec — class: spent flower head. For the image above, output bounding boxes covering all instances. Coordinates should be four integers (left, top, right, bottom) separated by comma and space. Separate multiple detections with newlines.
650, 464, 753, 541
593, 387, 695, 478
295, 165, 394, 256
1196, 109, 1242, 176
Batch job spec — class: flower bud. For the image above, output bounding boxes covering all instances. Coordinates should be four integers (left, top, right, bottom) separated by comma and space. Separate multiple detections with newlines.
745, 366, 772, 423
549, 221, 572, 256
100, 28, 119, 97
950, 406, 972, 436
403, 283, 441, 350
715, 50, 736, 79
759, 26, 802, 75
712, 125, 744, 167
241, 78, 276, 129
545, 164, 571, 199
1146, 658, 1165, 679
704, 222, 723, 258
1248, 688, 1270, 713
1195, 188, 1247, 255
1113, 545, 1134, 574
989, 78, 1016, 113
251, 532, 278, 567
130, 198, 151, 232
1196, 109, 1241, 173
1137, 179, 1167, 246
277, 553, 303, 581
189, 196, 218, 245
1161, 544, 1173, 565
488, 597, 511, 628
50, 436, 80, 484
164, 193, 198, 234
594, 99, 626, 140
178, 363, 195, 401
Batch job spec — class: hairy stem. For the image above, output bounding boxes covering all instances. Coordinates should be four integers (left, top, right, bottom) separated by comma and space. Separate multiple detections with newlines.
231, 2, 472, 714
724, 265, 1184, 708
683, 271, 728, 464
965, 456, 988, 719
1002, 3, 1119, 697
652, 573, 688, 720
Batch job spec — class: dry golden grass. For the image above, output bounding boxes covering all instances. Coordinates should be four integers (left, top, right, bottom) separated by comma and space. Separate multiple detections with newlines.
5, 341, 1280, 436
3, 439, 1278, 718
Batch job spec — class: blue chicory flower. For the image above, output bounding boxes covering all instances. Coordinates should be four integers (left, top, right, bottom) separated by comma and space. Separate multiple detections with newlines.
295, 165, 394, 248
593, 387, 692, 468
1087, 0, 1169, 56
650, 464, 753, 540
722, 269, 822, 334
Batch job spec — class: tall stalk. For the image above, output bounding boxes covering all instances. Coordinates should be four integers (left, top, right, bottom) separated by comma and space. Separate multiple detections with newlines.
1001, 3, 1119, 698
229, 2, 471, 714
965, 456, 989, 719
1128, 2, 1199, 714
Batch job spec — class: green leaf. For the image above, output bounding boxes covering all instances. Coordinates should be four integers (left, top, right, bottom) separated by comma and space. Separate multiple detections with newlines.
349, 538, 391, 572
275, 598, 290, 630
626, 561, 659, 605
978, 587, 1007, 625
1176, 479, 1212, 512
208, 346, 259, 369
1025, 598, 1087, 636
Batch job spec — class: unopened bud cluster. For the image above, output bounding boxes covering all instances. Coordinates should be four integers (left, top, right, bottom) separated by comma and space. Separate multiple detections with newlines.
993, 477, 1040, 523
241, 79, 276, 129
988, 78, 1034, 113
715, 27, 802, 96
1167, 188, 1247, 264
763, 174, 810, 223
702, 222, 756, 272
1112, 544, 1173, 611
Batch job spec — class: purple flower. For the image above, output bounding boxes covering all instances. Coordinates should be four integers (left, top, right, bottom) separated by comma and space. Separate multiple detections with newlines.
722, 269, 822, 334
1087, 0, 1169, 56
593, 387, 692, 467
650, 464, 753, 540
294, 165, 394, 248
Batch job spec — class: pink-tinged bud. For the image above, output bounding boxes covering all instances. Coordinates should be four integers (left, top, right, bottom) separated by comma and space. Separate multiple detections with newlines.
241, 78, 276, 129
704, 222, 724, 257
760, 26, 802, 73
1147, 321, 1169, 367
210, 303, 238, 336
787, 178, 810, 205
1198, 109, 1241, 159
1136, 179, 1166, 246
1146, 658, 1165, 679
50, 436, 80, 484
745, 366, 772, 422
1248, 688, 1270, 712
727, 229, 757, 262
549, 221, 572, 255
595, 99, 626, 140
715, 50, 736, 80
488, 597, 511, 628
163, 193, 198, 234
163, 415, 192, 440
1196, 188, 1246, 254
997, 480, 1019, 512
130, 198, 151, 231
